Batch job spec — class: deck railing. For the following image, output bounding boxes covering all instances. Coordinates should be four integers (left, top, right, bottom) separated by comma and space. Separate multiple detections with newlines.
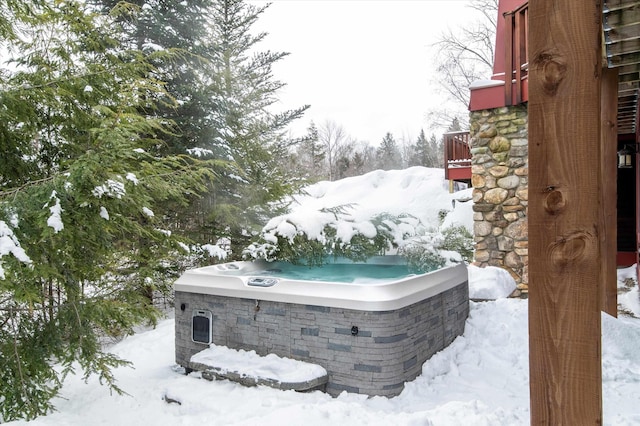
444, 131, 471, 181
504, 2, 529, 106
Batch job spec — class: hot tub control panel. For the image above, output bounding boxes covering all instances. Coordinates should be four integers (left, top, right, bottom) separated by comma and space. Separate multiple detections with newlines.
247, 277, 278, 287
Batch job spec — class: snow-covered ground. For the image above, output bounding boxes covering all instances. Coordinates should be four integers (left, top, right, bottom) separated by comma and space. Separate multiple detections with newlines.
7, 167, 640, 425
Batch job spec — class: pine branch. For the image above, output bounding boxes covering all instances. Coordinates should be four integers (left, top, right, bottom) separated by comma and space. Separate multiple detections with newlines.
0, 176, 58, 199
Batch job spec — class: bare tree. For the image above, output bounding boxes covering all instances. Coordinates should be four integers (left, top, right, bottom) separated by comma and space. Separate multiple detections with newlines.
428, 0, 498, 129
398, 132, 417, 168
318, 120, 353, 181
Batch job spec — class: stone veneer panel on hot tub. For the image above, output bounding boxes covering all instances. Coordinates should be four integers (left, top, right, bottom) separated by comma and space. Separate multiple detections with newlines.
174, 263, 469, 397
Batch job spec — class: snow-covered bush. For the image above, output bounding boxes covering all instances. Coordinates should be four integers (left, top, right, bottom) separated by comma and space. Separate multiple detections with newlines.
243, 168, 473, 269
441, 225, 474, 262
244, 205, 473, 270
399, 225, 473, 271
243, 210, 414, 265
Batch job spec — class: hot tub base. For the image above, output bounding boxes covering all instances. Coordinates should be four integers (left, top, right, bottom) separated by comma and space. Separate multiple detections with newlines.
175, 279, 468, 397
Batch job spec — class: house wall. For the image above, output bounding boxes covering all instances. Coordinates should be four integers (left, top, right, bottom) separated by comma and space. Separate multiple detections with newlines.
469, 105, 529, 295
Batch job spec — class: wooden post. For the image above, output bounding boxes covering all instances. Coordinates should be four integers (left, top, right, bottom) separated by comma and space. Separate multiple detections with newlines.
504, 10, 514, 106
528, 0, 605, 424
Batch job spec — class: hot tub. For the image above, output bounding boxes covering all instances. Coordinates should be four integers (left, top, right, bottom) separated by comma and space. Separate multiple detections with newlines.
174, 256, 469, 397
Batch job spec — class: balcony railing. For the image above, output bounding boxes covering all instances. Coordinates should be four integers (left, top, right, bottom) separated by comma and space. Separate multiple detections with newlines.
468, 1, 529, 111
504, 2, 529, 106
444, 131, 471, 182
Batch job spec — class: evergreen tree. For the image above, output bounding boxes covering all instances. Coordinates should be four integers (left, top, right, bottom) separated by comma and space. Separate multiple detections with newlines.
202, 0, 309, 257
351, 151, 366, 176
376, 132, 403, 170
90, 0, 222, 155
412, 129, 428, 167
87, 0, 230, 243
412, 129, 442, 168
88, 0, 309, 258
447, 117, 463, 132
336, 155, 351, 179
429, 133, 444, 168
398, 135, 414, 169
83, 0, 225, 297
0, 1, 212, 420
296, 121, 326, 181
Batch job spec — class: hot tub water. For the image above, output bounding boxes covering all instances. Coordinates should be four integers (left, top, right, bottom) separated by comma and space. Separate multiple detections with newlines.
248, 261, 423, 283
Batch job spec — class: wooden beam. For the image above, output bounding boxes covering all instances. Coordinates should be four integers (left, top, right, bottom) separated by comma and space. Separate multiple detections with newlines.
601, 67, 619, 317
505, 11, 514, 106
528, 0, 604, 424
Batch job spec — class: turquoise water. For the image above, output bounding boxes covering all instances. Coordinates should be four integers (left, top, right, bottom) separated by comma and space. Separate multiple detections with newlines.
252, 261, 424, 283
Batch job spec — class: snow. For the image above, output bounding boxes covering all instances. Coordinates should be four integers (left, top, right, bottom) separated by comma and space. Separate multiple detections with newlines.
468, 264, 516, 299
291, 168, 457, 229
7, 289, 639, 426
125, 173, 138, 185
0, 222, 30, 263
199, 243, 229, 260
99, 206, 109, 220
142, 42, 165, 52
45, 191, 63, 233
92, 179, 126, 199
191, 344, 327, 384
618, 265, 640, 316
156, 229, 171, 237
0, 220, 32, 279
186, 147, 213, 157
5, 167, 640, 425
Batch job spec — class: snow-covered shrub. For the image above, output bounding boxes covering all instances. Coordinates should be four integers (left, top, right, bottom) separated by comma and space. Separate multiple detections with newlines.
441, 225, 474, 262
244, 199, 474, 270
243, 211, 416, 265
399, 225, 473, 271
399, 233, 447, 271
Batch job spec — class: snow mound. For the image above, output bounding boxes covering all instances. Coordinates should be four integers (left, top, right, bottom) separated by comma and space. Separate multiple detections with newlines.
468, 265, 517, 299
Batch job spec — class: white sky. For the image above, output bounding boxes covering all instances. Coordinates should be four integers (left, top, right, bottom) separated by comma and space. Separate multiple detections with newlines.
248, 0, 480, 145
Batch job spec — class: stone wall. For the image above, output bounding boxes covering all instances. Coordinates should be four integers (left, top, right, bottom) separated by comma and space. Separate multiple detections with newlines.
175, 281, 468, 397
469, 105, 529, 295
